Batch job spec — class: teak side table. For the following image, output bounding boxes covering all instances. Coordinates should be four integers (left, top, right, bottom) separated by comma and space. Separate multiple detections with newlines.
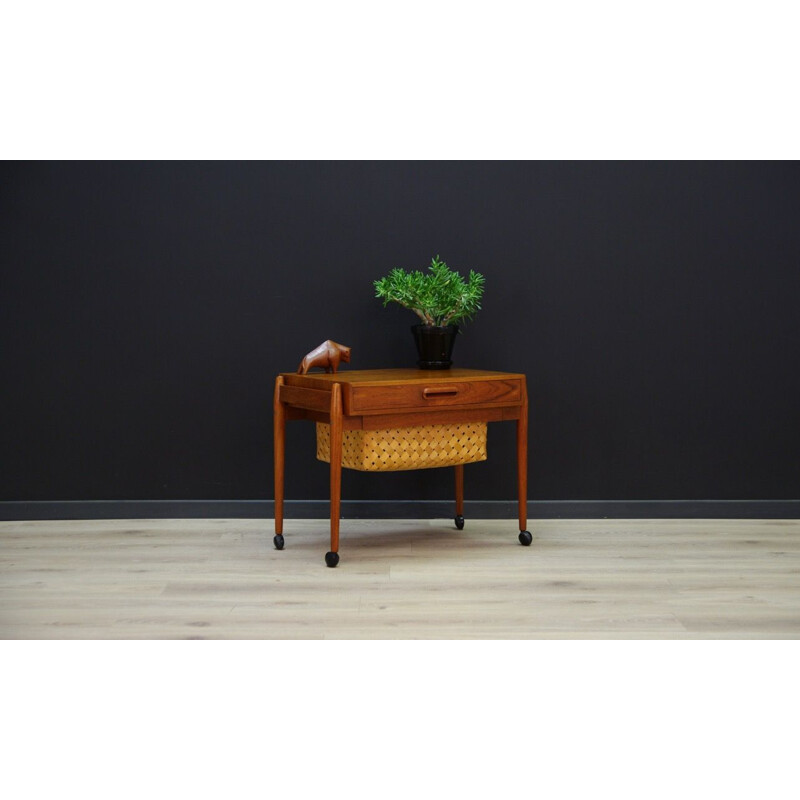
273, 368, 530, 566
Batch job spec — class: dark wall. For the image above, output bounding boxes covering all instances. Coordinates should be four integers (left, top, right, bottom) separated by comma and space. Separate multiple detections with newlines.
2, 161, 799, 503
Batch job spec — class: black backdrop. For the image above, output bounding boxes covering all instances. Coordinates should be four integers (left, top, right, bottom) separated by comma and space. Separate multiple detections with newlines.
2, 162, 799, 512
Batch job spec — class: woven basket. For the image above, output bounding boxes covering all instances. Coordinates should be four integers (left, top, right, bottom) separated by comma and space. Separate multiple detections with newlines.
316, 422, 488, 472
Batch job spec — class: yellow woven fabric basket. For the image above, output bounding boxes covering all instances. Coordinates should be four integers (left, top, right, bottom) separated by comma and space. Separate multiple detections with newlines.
316, 422, 488, 472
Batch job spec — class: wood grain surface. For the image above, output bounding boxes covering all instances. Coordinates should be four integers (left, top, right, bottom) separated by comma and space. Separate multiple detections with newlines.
2, 518, 799, 639
348, 379, 522, 414
284, 368, 525, 389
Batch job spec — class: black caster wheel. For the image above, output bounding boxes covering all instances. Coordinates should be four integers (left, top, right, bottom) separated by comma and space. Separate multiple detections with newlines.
273, 534, 284, 550
454, 515, 465, 530
519, 530, 532, 546
325, 551, 340, 568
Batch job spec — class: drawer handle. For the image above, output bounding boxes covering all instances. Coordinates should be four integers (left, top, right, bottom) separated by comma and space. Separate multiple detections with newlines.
423, 387, 459, 398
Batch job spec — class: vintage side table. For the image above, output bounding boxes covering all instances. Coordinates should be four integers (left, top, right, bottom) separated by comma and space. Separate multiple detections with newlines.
273, 368, 529, 566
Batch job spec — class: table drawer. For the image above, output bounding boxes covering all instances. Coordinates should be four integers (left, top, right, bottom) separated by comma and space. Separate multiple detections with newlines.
348, 379, 522, 414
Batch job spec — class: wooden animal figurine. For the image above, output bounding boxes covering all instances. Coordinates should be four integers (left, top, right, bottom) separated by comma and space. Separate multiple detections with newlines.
297, 340, 352, 374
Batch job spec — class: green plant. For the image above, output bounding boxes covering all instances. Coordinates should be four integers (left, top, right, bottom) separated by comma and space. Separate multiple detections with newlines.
374, 256, 485, 327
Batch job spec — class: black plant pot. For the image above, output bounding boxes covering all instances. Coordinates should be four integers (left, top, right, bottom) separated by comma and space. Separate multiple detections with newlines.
411, 324, 459, 369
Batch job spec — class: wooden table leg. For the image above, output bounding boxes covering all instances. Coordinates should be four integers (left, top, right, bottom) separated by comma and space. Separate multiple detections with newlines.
273, 376, 286, 550
454, 464, 465, 529
326, 382, 343, 567
517, 379, 532, 545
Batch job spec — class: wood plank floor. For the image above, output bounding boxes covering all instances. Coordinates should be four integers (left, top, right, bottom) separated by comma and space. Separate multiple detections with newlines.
1, 518, 799, 639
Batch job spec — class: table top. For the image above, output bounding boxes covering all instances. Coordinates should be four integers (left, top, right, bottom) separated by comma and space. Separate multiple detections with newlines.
283, 368, 525, 388
278, 367, 525, 425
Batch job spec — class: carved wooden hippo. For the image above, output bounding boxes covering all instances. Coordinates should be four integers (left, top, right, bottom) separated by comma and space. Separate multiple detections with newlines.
297, 340, 351, 374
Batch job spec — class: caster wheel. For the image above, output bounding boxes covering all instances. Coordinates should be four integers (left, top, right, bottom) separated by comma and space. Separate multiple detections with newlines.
273, 534, 284, 550
519, 530, 532, 546
454, 515, 465, 530
325, 551, 340, 568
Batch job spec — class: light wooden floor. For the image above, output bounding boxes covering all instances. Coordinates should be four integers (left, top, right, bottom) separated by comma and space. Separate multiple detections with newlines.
1, 517, 799, 639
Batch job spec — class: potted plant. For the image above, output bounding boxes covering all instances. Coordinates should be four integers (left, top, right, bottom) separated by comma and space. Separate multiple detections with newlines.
374, 256, 485, 369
